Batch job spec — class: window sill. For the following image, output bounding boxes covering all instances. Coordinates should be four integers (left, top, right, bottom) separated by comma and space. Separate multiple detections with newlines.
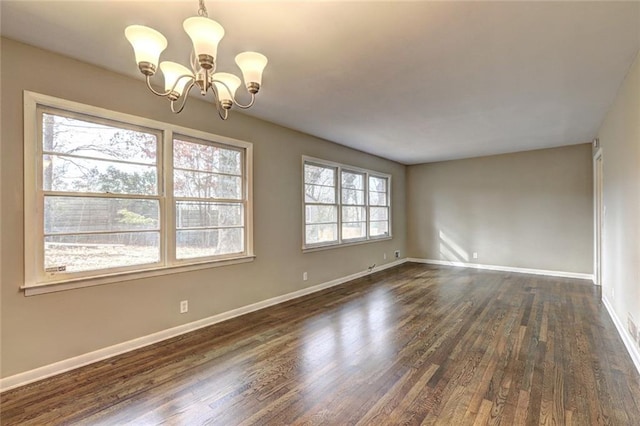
21, 255, 256, 296
302, 236, 392, 253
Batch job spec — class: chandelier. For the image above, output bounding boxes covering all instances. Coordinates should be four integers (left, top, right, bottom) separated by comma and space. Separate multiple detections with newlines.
124, 0, 267, 120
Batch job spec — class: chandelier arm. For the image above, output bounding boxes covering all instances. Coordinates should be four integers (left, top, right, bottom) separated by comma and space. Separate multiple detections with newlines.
210, 78, 230, 93
171, 74, 196, 93
233, 92, 256, 109
145, 75, 174, 97
209, 80, 219, 101
170, 80, 197, 114
210, 83, 223, 111
217, 108, 229, 120
146, 74, 195, 99
209, 79, 256, 109
208, 84, 229, 120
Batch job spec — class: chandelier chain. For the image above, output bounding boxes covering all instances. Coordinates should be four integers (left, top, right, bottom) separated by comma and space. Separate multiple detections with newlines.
198, 0, 208, 17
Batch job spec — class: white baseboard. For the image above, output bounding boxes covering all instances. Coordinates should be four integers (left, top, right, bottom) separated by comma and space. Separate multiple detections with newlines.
407, 258, 594, 281
0, 259, 406, 393
602, 296, 640, 376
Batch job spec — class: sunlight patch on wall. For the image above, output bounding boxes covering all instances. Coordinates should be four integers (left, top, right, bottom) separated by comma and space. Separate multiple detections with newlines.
439, 230, 469, 262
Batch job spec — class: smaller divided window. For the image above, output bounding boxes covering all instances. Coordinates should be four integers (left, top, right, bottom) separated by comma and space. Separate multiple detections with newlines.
341, 170, 366, 241
369, 175, 390, 237
173, 136, 246, 260
304, 163, 338, 246
303, 158, 391, 250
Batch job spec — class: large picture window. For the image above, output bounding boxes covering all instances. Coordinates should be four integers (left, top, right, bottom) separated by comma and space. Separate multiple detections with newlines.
24, 92, 253, 293
41, 111, 162, 274
303, 157, 391, 250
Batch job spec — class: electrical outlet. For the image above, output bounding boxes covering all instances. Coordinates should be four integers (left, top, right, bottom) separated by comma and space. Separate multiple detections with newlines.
303, 272, 308, 281
384, 253, 387, 260
180, 300, 188, 314
394, 250, 400, 258
473, 252, 478, 259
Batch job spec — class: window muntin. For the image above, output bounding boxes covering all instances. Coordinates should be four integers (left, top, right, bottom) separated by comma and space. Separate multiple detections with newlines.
303, 158, 391, 249
173, 136, 246, 260
25, 93, 253, 289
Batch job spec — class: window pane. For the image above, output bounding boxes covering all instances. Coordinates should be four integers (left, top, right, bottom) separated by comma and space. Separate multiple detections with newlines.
369, 191, 388, 206
341, 171, 364, 190
43, 154, 157, 195
176, 228, 244, 259
342, 188, 365, 205
370, 220, 389, 237
174, 170, 242, 199
176, 202, 243, 228
173, 139, 241, 175
342, 206, 366, 222
304, 164, 335, 186
45, 232, 160, 273
305, 224, 337, 245
305, 184, 336, 204
42, 113, 157, 164
370, 207, 389, 221
306, 205, 338, 224
369, 176, 387, 193
45, 197, 159, 234
342, 222, 366, 240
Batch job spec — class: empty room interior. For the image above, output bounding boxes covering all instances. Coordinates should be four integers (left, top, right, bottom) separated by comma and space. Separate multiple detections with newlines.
1, 1, 639, 424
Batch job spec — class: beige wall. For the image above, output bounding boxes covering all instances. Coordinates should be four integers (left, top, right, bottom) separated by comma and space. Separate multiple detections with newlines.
406, 145, 593, 273
0, 38, 407, 378
598, 51, 640, 348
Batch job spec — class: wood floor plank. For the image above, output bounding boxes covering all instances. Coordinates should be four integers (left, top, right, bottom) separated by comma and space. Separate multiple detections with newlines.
1, 264, 639, 425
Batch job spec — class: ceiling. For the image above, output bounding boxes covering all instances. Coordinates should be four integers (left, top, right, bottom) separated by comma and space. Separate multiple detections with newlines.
1, 1, 639, 164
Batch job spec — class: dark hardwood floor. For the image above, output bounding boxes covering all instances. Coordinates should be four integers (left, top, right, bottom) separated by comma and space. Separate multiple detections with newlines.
2, 263, 639, 425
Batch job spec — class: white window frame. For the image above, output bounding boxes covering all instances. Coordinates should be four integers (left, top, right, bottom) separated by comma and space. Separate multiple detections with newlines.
303, 161, 339, 246
23, 91, 254, 295
302, 156, 392, 251
367, 174, 392, 238
340, 169, 368, 243
172, 134, 248, 263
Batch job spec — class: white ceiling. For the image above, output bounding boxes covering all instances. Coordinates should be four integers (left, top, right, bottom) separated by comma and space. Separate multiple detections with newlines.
1, 1, 639, 164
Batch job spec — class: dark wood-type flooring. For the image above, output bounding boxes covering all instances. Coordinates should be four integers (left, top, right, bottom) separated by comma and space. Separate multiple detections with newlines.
2, 263, 640, 425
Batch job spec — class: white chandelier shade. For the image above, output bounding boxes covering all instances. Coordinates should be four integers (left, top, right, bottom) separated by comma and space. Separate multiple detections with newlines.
159, 61, 194, 97
124, 0, 267, 120
212, 73, 241, 103
235, 52, 269, 87
183, 16, 225, 66
124, 25, 167, 70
